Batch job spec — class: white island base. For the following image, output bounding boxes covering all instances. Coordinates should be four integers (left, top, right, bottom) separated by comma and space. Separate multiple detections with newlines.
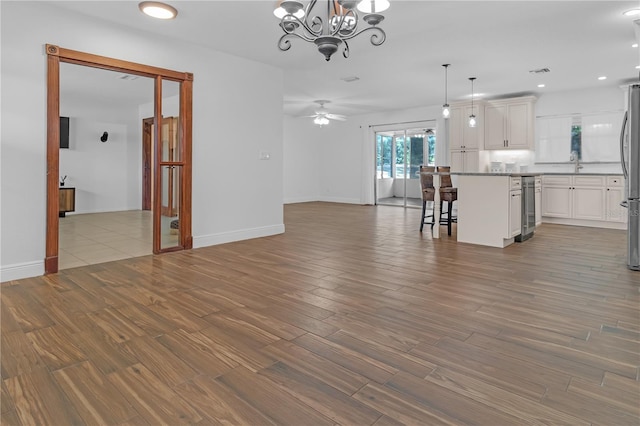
456, 174, 524, 248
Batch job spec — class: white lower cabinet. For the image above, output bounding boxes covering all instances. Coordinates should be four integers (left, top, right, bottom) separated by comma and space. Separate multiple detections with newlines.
450, 149, 481, 172
606, 176, 626, 223
541, 174, 626, 228
572, 186, 605, 220
534, 177, 542, 226
510, 189, 522, 237
542, 185, 571, 218
457, 175, 521, 247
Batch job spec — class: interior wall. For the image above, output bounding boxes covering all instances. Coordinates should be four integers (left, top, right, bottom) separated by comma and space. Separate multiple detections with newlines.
59, 119, 132, 214
533, 85, 625, 173
310, 105, 445, 205
535, 85, 625, 117
60, 96, 141, 214
282, 116, 321, 204
0, 1, 284, 281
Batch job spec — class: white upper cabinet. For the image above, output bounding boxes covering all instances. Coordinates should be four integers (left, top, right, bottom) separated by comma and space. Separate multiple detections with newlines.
484, 96, 536, 150
449, 101, 484, 150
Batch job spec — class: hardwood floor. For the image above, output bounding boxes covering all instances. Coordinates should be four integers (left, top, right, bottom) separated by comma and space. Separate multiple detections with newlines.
2, 202, 639, 425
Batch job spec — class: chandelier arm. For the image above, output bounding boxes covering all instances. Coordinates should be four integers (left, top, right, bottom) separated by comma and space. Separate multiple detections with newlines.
280, 14, 323, 39
278, 32, 316, 51
339, 26, 386, 45
342, 40, 350, 59
276, 0, 388, 60
308, 16, 324, 36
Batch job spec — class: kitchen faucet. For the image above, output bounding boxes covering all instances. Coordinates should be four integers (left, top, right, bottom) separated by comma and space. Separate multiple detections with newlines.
570, 151, 583, 173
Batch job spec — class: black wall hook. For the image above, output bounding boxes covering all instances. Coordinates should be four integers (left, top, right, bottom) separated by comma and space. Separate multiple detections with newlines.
100, 131, 108, 143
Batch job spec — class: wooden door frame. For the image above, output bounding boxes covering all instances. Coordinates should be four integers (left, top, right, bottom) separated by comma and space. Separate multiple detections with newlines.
45, 44, 193, 274
142, 118, 153, 211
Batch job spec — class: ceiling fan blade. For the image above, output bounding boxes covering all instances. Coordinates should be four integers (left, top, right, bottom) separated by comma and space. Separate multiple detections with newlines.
326, 114, 347, 121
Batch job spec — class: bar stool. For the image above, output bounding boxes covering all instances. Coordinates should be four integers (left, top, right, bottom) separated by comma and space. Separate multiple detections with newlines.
436, 166, 457, 236
419, 166, 436, 232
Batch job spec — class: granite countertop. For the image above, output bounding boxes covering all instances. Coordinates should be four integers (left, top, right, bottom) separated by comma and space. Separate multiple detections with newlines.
451, 172, 543, 177
450, 172, 623, 177
538, 172, 623, 176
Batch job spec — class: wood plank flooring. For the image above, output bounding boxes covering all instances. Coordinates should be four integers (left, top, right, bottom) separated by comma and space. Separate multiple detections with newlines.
2, 202, 639, 425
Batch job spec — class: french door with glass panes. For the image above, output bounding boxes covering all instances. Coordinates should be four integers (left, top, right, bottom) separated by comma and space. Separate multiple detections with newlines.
375, 127, 436, 208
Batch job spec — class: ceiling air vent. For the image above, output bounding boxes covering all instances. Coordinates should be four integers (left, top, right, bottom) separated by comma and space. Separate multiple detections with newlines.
341, 76, 360, 83
529, 68, 551, 74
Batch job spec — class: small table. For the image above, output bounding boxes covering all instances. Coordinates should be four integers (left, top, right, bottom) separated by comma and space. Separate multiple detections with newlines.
59, 187, 75, 217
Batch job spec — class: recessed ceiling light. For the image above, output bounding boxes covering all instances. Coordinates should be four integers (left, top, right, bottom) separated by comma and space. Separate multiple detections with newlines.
139, 2, 177, 19
623, 8, 640, 16
537, 84, 545, 88
633, 43, 639, 48
598, 76, 607, 80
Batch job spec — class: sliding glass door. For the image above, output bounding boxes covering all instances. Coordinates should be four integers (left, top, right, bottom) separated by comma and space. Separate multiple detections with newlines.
375, 126, 436, 208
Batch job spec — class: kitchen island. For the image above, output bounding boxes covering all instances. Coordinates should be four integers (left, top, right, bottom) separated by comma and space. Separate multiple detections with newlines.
455, 173, 541, 247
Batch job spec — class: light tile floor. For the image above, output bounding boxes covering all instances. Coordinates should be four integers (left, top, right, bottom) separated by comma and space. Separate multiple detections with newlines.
59, 210, 154, 270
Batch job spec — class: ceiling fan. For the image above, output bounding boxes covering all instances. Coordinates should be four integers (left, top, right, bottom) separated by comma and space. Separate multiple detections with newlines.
305, 100, 347, 126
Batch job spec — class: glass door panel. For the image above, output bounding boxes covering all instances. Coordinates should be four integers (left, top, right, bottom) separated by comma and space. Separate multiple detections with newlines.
405, 128, 428, 208
375, 133, 394, 205
161, 165, 181, 249
374, 122, 437, 209
155, 78, 182, 252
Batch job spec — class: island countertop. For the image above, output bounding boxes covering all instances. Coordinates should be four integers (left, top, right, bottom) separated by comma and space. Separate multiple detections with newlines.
451, 172, 543, 177
450, 172, 623, 177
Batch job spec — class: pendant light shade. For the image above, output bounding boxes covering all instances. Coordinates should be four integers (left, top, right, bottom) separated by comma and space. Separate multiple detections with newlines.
468, 77, 477, 128
442, 64, 450, 119
274, 0, 305, 19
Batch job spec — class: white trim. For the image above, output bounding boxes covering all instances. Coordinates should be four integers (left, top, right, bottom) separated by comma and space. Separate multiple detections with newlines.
318, 196, 362, 205
193, 224, 285, 248
284, 196, 319, 204
1, 261, 45, 283
542, 217, 627, 230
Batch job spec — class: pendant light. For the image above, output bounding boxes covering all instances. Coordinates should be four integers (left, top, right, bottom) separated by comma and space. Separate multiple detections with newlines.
442, 64, 451, 119
468, 77, 477, 128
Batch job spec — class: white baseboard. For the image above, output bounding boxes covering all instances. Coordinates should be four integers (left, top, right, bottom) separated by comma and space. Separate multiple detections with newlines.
284, 196, 319, 204
0, 260, 44, 283
318, 196, 362, 205
542, 217, 627, 230
193, 224, 285, 248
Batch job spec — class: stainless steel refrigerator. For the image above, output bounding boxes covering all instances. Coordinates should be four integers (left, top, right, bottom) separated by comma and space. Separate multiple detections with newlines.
620, 83, 640, 271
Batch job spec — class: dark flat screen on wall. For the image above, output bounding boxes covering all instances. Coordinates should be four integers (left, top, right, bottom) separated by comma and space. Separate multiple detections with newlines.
60, 116, 70, 149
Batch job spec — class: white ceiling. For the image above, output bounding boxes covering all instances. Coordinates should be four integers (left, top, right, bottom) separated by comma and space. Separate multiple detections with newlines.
54, 0, 640, 118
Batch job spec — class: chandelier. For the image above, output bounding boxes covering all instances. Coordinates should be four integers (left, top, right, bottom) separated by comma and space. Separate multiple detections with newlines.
275, 0, 390, 61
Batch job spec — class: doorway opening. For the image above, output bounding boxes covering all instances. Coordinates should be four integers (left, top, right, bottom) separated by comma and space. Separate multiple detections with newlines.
375, 123, 436, 208
45, 44, 193, 274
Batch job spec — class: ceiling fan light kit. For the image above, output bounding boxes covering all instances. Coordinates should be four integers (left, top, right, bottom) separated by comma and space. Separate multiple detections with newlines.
276, 0, 389, 61
306, 100, 347, 126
